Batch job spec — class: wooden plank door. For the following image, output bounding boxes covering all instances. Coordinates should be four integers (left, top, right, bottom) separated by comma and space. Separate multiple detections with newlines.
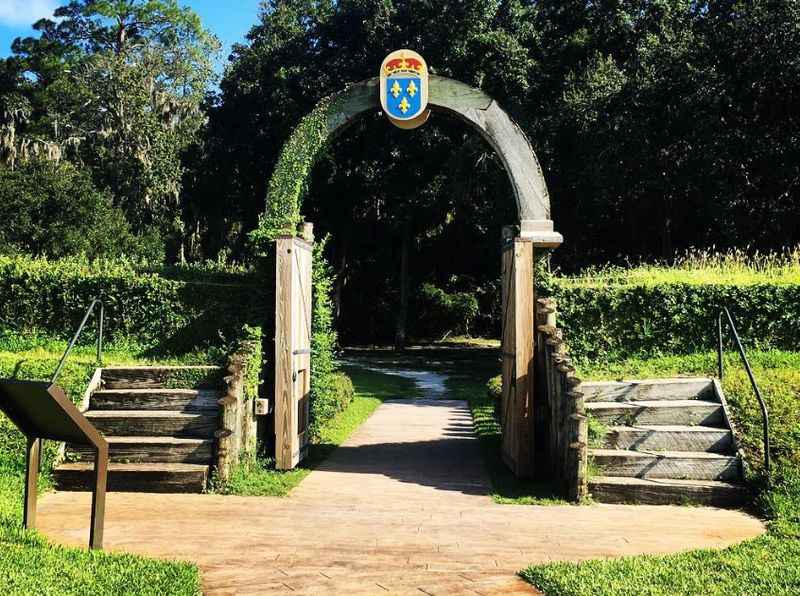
274, 233, 313, 470
500, 233, 535, 478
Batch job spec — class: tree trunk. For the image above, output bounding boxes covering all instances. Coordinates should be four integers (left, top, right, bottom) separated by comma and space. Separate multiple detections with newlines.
333, 240, 348, 321
394, 223, 411, 351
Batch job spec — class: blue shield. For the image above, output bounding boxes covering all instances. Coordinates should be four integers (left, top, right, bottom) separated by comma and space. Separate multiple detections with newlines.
385, 76, 423, 120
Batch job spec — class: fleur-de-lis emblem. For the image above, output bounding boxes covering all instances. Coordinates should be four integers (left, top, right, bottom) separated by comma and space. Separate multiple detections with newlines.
380, 49, 429, 128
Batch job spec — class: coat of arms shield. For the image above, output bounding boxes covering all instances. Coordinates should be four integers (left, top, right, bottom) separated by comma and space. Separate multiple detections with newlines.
380, 50, 430, 129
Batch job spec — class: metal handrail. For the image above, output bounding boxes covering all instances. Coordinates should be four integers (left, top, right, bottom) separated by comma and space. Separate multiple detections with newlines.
717, 307, 770, 481
51, 299, 104, 385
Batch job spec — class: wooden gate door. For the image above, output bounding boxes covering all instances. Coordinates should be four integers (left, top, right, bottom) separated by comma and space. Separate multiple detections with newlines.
500, 230, 535, 478
274, 229, 313, 470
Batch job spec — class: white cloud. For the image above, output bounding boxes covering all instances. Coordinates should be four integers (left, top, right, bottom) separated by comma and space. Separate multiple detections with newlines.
0, 0, 57, 27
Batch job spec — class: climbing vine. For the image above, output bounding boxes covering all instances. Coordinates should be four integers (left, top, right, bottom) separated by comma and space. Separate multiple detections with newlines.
249, 94, 339, 252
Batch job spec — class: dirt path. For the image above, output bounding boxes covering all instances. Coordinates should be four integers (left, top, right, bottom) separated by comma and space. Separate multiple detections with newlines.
38, 396, 765, 594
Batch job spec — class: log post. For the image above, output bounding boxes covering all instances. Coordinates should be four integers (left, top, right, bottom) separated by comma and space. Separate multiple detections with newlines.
217, 355, 245, 482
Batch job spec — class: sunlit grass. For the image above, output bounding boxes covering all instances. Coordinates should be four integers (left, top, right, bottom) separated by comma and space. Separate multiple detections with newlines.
561, 246, 800, 287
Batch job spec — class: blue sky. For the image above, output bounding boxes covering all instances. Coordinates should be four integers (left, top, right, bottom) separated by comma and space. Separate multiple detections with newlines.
0, 0, 264, 68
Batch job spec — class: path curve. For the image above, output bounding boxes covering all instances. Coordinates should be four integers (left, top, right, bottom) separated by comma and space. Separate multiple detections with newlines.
38, 398, 765, 594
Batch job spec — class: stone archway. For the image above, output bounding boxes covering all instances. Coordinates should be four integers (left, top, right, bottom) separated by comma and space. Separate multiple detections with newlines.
261, 75, 562, 478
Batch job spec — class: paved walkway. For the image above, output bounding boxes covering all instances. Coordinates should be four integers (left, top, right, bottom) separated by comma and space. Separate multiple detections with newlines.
38, 398, 765, 595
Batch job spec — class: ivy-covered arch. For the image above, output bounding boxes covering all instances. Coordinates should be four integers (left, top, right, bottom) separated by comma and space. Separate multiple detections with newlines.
251, 75, 562, 250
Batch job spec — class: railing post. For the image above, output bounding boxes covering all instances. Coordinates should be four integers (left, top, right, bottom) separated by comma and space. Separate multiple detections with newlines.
51, 299, 104, 384
718, 307, 771, 483
717, 312, 724, 380
97, 303, 104, 365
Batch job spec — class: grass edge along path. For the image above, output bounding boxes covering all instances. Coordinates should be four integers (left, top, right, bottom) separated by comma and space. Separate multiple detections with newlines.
218, 365, 422, 496
444, 363, 568, 506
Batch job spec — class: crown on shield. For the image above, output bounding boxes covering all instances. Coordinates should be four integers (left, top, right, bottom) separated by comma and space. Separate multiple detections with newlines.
384, 55, 425, 77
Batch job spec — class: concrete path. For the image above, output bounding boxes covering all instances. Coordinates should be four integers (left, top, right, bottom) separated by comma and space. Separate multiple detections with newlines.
38, 398, 765, 595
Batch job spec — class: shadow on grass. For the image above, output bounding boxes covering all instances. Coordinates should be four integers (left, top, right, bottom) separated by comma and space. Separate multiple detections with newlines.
443, 369, 567, 505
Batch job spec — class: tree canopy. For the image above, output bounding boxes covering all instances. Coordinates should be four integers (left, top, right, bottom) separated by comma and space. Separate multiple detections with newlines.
1, 0, 219, 255
0, 0, 799, 341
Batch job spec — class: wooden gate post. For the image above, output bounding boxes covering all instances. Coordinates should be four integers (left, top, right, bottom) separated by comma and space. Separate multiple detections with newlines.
500, 227, 536, 478
274, 224, 314, 470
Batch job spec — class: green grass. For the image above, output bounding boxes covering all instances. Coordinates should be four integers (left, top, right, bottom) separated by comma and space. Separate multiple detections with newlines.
521, 533, 800, 596
559, 246, 800, 287
0, 474, 200, 595
521, 349, 800, 595
215, 365, 419, 496
0, 339, 205, 595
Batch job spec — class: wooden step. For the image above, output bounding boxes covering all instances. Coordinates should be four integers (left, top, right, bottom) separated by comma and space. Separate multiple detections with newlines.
85, 410, 217, 438
582, 378, 714, 402
589, 476, 750, 506
602, 425, 733, 453
100, 366, 222, 390
54, 462, 209, 493
67, 437, 213, 464
590, 449, 741, 481
585, 399, 724, 426
90, 389, 221, 412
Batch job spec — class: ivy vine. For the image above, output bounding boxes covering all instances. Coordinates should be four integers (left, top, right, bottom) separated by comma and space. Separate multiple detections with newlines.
249, 94, 340, 253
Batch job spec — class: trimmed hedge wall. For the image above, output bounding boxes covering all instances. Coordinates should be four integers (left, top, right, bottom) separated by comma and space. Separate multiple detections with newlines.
0, 256, 264, 353
546, 282, 800, 362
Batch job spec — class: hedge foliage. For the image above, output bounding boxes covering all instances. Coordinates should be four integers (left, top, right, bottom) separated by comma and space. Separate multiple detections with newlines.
418, 282, 480, 338
308, 238, 346, 439
542, 280, 800, 362
0, 255, 263, 353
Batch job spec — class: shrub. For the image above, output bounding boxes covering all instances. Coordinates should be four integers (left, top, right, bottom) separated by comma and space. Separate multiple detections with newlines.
418, 282, 480, 338
486, 374, 502, 401
548, 281, 800, 362
0, 161, 162, 261
308, 237, 346, 439
0, 255, 263, 353
330, 372, 355, 413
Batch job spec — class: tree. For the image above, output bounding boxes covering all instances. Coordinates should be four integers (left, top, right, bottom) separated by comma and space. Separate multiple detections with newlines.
4, 0, 220, 254
0, 160, 161, 260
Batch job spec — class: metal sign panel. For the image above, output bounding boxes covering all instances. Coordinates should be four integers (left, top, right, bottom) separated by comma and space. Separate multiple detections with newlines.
0, 379, 108, 549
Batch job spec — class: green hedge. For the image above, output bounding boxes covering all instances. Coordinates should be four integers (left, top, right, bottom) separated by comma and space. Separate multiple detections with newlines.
0, 256, 264, 353
545, 281, 800, 362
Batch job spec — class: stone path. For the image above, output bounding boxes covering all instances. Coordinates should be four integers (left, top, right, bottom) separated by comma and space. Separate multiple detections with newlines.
38, 398, 765, 595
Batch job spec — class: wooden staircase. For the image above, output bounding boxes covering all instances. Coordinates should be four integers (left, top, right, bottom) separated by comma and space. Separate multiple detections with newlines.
55, 366, 223, 493
584, 378, 750, 506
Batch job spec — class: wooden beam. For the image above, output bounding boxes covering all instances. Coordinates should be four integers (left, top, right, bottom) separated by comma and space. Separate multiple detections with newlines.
275, 238, 297, 470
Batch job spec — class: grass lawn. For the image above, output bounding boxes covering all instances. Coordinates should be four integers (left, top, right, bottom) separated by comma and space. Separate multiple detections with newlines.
521, 349, 800, 595
559, 247, 800, 287
216, 365, 422, 496
0, 339, 206, 595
